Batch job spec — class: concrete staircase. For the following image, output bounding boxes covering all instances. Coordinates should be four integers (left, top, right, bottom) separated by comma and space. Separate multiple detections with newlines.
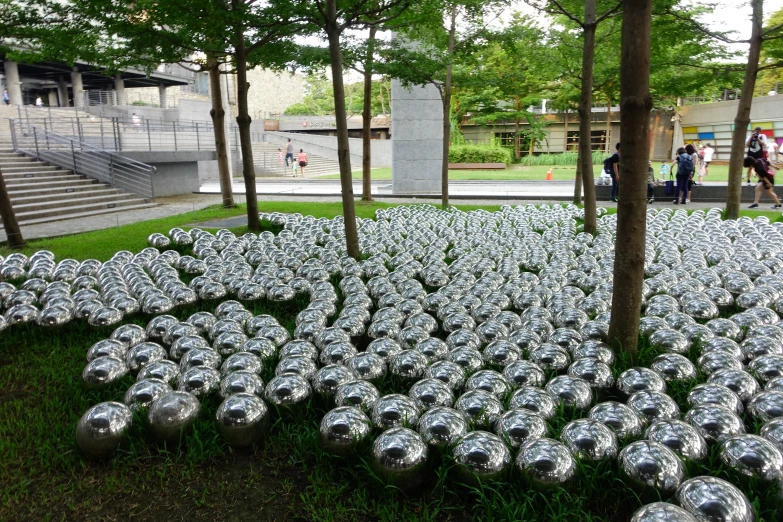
0, 110, 156, 227
251, 141, 343, 177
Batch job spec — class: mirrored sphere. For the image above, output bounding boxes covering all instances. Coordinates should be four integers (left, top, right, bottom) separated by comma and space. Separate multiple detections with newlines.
545, 376, 593, 410
687, 383, 744, 416
560, 418, 618, 461
371, 394, 422, 429
147, 391, 201, 442
684, 405, 746, 444
494, 408, 548, 448
676, 476, 754, 522
619, 440, 684, 494
508, 386, 557, 420
719, 434, 783, 482
264, 373, 312, 407
617, 368, 667, 396
220, 371, 265, 398
645, 420, 707, 461
371, 427, 429, 489
313, 364, 357, 397
319, 406, 372, 455
335, 380, 381, 413
215, 393, 269, 448
627, 391, 680, 424
82, 356, 128, 388
124, 378, 172, 411
630, 503, 698, 522
76, 401, 133, 458
417, 406, 468, 446
516, 438, 576, 487
454, 389, 505, 427
588, 401, 644, 439
453, 431, 511, 483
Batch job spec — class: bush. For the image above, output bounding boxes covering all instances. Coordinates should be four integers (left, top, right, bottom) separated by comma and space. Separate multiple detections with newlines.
519, 151, 606, 166
449, 145, 512, 165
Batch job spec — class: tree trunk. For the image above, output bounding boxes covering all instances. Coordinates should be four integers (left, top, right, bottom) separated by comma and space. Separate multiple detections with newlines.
573, 159, 582, 205
725, 0, 763, 220
579, 0, 598, 235
607, 0, 653, 357
441, 7, 457, 209
606, 96, 612, 153
207, 54, 234, 209
0, 169, 24, 248
326, 1, 361, 260
514, 118, 520, 159
528, 131, 535, 157
362, 26, 377, 202
233, 24, 260, 232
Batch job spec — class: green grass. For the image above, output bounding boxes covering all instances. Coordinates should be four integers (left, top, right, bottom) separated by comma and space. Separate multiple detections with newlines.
1, 201, 782, 521
319, 165, 735, 182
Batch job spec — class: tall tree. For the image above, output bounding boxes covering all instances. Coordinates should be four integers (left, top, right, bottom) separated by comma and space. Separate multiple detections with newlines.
0, 168, 24, 249
607, 0, 653, 356
206, 53, 235, 209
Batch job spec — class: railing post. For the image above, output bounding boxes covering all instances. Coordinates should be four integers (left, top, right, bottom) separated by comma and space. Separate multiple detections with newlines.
76, 114, 83, 142
100, 117, 105, 149
196, 123, 200, 150
173, 121, 177, 150
33, 127, 39, 157
147, 120, 152, 151
109, 153, 115, 186
70, 140, 77, 173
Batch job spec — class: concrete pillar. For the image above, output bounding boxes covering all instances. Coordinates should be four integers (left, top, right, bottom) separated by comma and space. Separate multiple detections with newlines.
158, 84, 168, 108
391, 78, 443, 194
47, 90, 58, 107
3, 60, 22, 105
70, 68, 84, 107
114, 74, 126, 105
57, 77, 69, 107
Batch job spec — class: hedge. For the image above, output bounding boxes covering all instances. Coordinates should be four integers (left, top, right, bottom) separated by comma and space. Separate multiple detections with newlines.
448, 145, 512, 165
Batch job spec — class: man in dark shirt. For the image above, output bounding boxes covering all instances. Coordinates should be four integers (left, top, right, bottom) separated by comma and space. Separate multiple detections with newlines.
285, 139, 294, 167
607, 142, 620, 202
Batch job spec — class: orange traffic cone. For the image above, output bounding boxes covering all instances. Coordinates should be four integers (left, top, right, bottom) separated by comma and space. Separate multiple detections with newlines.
545, 168, 553, 181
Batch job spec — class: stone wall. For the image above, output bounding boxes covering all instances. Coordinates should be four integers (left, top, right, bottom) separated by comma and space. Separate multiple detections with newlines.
244, 69, 303, 119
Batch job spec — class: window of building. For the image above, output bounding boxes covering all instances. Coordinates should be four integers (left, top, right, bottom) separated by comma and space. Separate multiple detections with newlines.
493, 132, 517, 148
566, 130, 608, 151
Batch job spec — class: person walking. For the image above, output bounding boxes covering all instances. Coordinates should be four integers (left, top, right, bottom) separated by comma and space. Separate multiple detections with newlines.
277, 148, 283, 167
297, 149, 308, 177
746, 127, 767, 184
285, 138, 294, 167
647, 160, 656, 204
131, 113, 141, 131
670, 145, 695, 205
702, 143, 714, 178
35, 95, 43, 108
2, 89, 9, 105
744, 156, 782, 208
602, 142, 620, 202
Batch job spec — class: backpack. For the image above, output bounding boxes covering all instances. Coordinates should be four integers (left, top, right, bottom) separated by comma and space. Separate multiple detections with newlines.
678, 153, 694, 176
603, 154, 616, 175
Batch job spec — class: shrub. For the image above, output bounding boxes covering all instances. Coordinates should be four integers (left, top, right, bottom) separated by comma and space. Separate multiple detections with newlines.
519, 151, 606, 166
449, 145, 512, 165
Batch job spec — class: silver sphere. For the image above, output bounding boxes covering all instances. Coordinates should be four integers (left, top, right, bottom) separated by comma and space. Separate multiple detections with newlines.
125, 342, 168, 373
177, 366, 221, 398
86, 339, 126, 362
630, 503, 698, 522
334, 380, 380, 413
454, 389, 505, 427
82, 356, 128, 388
215, 393, 269, 448
371, 394, 422, 429
508, 386, 557, 420
747, 390, 783, 422
516, 438, 576, 487
75, 401, 133, 458
424, 360, 467, 390
494, 408, 548, 448
687, 383, 744, 416
545, 376, 593, 410
312, 364, 357, 398
684, 405, 746, 444
588, 401, 644, 439
319, 406, 372, 455
417, 406, 468, 446
617, 368, 667, 396
370, 427, 429, 489
627, 391, 681, 424
220, 371, 265, 398
264, 373, 312, 408
502, 360, 545, 389
645, 420, 708, 461
720, 434, 783, 482
676, 476, 754, 522
138, 360, 180, 384
619, 440, 684, 495
453, 431, 512, 483
560, 418, 618, 461
123, 378, 172, 411
408, 378, 455, 409
147, 391, 201, 442
761, 417, 783, 451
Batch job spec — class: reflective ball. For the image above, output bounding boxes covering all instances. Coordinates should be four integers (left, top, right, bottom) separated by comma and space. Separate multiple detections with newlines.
220, 371, 265, 398
560, 418, 618, 461
264, 373, 312, 408
319, 406, 372, 455
453, 431, 511, 483
370, 427, 428, 489
687, 383, 744, 416
215, 393, 269, 448
75, 401, 133, 458
684, 405, 746, 444
408, 378, 455, 409
676, 476, 754, 522
747, 390, 783, 422
568, 358, 614, 389
650, 353, 697, 382
508, 386, 557, 420
617, 368, 667, 396
494, 408, 548, 448
82, 356, 128, 388
627, 391, 680, 424
424, 360, 467, 390
545, 376, 593, 410
454, 389, 505, 427
335, 380, 381, 413
516, 438, 576, 487
417, 406, 468, 446
645, 420, 707, 461
123, 378, 172, 411
312, 364, 357, 398
588, 401, 644, 439
371, 393, 422, 429
619, 440, 684, 494
147, 391, 201, 442
177, 366, 221, 398
629, 503, 698, 522
138, 360, 180, 384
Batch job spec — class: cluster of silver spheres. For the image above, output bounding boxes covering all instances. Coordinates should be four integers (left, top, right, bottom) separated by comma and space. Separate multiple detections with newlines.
5, 204, 783, 520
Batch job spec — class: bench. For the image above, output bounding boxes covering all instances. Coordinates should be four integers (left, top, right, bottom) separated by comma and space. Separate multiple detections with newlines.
448, 163, 507, 170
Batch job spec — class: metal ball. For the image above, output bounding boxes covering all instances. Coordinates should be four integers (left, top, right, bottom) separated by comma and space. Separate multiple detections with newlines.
545, 375, 593, 410
137, 360, 180, 384
707, 369, 760, 402
453, 431, 511, 483
124, 378, 172, 411
650, 353, 697, 382
241, 338, 277, 361
75, 401, 133, 458
264, 373, 312, 407
319, 342, 358, 366
454, 389, 505, 427
147, 391, 201, 442
347, 352, 387, 381
319, 406, 372, 455
684, 405, 746, 444
617, 368, 668, 396
645, 420, 707, 461
177, 366, 221, 398
465, 369, 511, 399
676, 476, 754, 522
649, 329, 689, 354
312, 364, 357, 397
568, 358, 615, 389
220, 371, 265, 398
627, 391, 681, 424
508, 386, 557, 420
630, 503, 698, 522
370, 427, 428, 490
529, 344, 570, 372
720, 433, 783, 482
366, 337, 403, 360
86, 339, 126, 362
179, 348, 222, 372
687, 383, 744, 415
145, 314, 178, 341
761, 418, 783, 450
215, 393, 269, 448
111, 324, 147, 348
494, 408, 547, 448
516, 438, 576, 487
619, 440, 684, 495
749, 354, 783, 384
371, 393, 422, 429
747, 390, 783, 422
275, 356, 318, 381
446, 347, 484, 373
502, 360, 545, 389
560, 418, 618, 461
334, 380, 380, 413
221, 352, 263, 377
424, 360, 466, 390
82, 356, 128, 387
417, 406, 468, 446
125, 342, 168, 373
588, 401, 644, 439
389, 349, 429, 380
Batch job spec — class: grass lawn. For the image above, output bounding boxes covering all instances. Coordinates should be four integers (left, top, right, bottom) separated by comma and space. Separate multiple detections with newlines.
319, 165, 735, 183
1, 201, 781, 521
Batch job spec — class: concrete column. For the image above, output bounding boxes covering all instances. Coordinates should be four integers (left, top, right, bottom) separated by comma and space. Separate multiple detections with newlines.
57, 77, 70, 107
70, 68, 84, 107
114, 74, 126, 105
3, 60, 22, 105
391, 78, 443, 194
158, 84, 168, 108
47, 90, 58, 107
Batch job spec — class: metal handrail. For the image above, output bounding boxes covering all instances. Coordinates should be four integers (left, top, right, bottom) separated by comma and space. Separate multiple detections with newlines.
9, 118, 156, 199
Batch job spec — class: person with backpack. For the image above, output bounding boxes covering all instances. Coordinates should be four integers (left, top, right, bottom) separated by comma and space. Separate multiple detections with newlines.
603, 142, 620, 202
746, 127, 767, 184
670, 145, 695, 205
744, 156, 781, 208
647, 160, 656, 204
